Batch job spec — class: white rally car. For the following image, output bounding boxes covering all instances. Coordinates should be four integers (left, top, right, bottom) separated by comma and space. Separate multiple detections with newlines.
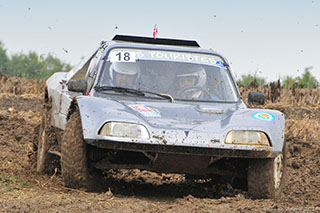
36, 35, 286, 198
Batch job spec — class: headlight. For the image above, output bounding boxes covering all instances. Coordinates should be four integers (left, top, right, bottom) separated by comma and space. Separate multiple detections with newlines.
99, 122, 150, 139
225, 130, 270, 146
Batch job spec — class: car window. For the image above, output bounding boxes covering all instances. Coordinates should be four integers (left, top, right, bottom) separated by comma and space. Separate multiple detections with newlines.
98, 48, 239, 102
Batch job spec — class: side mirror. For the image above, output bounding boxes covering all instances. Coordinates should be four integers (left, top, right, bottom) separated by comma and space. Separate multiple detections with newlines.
248, 91, 265, 106
68, 79, 87, 93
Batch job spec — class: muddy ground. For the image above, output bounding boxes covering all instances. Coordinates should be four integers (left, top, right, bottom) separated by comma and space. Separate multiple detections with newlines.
0, 92, 320, 212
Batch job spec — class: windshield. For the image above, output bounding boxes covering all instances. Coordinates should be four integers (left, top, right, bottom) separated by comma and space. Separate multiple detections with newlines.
98, 48, 239, 102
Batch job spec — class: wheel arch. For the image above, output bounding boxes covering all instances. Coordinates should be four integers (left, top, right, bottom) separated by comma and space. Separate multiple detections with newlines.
66, 98, 79, 121
43, 87, 49, 103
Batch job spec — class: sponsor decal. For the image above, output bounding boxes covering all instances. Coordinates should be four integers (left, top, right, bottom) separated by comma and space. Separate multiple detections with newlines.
216, 61, 226, 68
108, 48, 224, 67
252, 112, 275, 121
129, 104, 161, 117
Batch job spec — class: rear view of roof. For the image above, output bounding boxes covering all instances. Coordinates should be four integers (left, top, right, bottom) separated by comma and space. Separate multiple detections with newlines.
112, 35, 200, 48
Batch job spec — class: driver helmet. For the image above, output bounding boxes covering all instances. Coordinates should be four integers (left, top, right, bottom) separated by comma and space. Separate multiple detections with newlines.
109, 62, 140, 86
177, 66, 206, 87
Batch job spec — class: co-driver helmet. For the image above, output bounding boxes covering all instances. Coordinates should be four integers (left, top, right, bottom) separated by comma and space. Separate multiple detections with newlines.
177, 65, 206, 87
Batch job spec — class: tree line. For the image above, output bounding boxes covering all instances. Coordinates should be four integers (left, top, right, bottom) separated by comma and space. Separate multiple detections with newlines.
237, 67, 319, 89
0, 41, 72, 79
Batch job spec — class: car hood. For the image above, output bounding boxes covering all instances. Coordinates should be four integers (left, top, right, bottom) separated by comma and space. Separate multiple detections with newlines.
125, 101, 237, 129
77, 96, 238, 130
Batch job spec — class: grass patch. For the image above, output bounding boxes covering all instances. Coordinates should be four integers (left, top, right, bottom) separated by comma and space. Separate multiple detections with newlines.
0, 173, 28, 192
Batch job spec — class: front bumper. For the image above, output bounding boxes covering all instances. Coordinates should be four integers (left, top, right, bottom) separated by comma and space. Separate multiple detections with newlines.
87, 139, 275, 159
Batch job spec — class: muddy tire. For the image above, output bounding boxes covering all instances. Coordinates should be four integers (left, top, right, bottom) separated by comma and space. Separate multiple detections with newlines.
248, 143, 287, 199
36, 101, 56, 174
61, 110, 102, 191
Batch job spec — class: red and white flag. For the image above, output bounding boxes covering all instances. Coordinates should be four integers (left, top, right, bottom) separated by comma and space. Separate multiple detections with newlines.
153, 24, 158, 38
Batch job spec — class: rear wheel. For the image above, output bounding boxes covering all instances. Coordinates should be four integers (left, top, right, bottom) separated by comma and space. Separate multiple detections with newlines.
61, 109, 102, 191
248, 143, 287, 198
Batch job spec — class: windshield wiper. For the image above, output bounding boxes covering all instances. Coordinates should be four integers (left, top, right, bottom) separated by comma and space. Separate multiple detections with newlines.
94, 86, 174, 103
94, 86, 145, 96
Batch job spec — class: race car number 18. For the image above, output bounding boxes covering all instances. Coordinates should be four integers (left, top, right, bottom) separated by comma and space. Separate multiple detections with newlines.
110, 52, 136, 62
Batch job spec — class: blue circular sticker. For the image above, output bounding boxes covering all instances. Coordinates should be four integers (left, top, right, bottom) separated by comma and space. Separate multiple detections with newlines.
252, 112, 275, 121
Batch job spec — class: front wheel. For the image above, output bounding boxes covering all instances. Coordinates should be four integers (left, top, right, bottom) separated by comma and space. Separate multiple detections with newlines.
61, 109, 102, 191
247, 143, 287, 198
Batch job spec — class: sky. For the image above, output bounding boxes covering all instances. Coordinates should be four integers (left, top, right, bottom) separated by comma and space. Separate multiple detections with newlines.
0, 0, 319, 82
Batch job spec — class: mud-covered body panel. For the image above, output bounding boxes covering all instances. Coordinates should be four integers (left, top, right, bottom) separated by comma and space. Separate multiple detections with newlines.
76, 95, 285, 157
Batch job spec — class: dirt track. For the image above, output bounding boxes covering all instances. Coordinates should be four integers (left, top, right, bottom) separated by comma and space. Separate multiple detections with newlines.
0, 91, 320, 212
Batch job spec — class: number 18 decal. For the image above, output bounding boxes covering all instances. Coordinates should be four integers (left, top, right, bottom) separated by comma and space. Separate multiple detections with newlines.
110, 51, 136, 62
